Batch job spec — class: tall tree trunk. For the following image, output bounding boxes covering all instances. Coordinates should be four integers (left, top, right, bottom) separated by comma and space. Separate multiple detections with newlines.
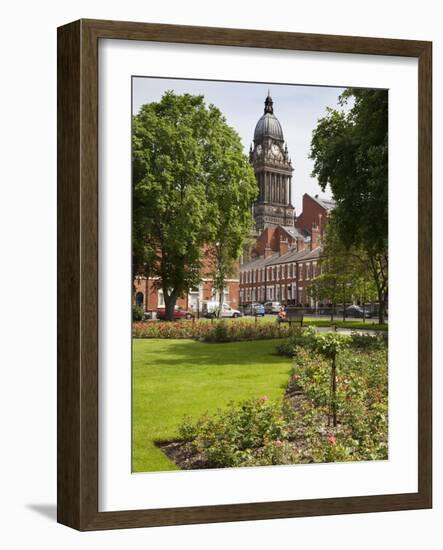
217, 286, 224, 319
164, 288, 179, 321
330, 281, 336, 322
368, 253, 388, 325
377, 287, 387, 325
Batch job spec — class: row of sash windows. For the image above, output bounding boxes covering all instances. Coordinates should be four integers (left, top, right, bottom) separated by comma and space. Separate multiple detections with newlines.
241, 262, 318, 285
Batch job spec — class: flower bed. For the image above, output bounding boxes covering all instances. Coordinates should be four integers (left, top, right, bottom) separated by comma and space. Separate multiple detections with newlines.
132, 319, 293, 342
162, 332, 388, 469
288, 346, 388, 461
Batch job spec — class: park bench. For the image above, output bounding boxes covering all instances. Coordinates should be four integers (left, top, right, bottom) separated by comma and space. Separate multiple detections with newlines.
285, 306, 304, 327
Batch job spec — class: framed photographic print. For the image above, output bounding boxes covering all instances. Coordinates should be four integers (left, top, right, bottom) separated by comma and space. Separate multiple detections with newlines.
57, 19, 432, 530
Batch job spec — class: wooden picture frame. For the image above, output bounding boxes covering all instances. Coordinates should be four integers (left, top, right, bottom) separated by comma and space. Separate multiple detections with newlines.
57, 19, 432, 530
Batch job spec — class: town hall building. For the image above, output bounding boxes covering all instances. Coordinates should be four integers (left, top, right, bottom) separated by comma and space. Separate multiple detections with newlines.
239, 93, 334, 307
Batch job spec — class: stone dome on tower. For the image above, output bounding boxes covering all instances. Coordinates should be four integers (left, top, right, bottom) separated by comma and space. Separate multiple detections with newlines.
253, 93, 284, 142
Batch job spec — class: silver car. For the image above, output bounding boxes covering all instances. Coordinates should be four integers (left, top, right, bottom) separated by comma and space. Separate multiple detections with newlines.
264, 301, 281, 314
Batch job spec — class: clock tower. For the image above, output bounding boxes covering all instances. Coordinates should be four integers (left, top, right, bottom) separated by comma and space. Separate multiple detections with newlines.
250, 93, 295, 232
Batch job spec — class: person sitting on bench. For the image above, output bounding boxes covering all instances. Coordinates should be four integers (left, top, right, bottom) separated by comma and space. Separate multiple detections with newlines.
276, 305, 287, 323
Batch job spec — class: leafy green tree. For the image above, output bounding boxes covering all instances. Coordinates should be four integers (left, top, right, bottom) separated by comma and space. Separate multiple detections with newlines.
308, 273, 341, 321
309, 219, 378, 321
310, 89, 388, 323
203, 115, 257, 316
133, 92, 256, 320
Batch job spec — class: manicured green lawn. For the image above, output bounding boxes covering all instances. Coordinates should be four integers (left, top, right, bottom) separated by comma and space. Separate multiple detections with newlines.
303, 319, 388, 331
132, 338, 291, 472
190, 316, 388, 331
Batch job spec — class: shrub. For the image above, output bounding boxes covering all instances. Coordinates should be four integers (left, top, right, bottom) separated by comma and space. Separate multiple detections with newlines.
277, 328, 387, 357
178, 396, 295, 468
133, 319, 293, 342
291, 346, 388, 461
132, 304, 144, 321
276, 326, 317, 357
311, 331, 351, 360
276, 326, 351, 358
211, 321, 229, 342
275, 340, 296, 358
350, 331, 388, 350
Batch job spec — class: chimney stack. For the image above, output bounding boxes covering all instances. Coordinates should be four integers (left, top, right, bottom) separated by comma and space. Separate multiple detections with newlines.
311, 223, 321, 250
279, 237, 289, 256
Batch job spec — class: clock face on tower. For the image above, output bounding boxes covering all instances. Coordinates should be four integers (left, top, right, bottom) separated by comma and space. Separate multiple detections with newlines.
271, 143, 281, 158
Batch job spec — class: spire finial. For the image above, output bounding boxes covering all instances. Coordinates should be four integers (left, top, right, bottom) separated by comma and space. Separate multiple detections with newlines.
264, 91, 274, 114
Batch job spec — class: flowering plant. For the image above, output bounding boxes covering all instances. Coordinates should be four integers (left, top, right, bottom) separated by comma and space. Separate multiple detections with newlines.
175, 342, 388, 468
133, 319, 293, 342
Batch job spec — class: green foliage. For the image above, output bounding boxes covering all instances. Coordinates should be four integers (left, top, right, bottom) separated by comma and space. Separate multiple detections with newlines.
276, 327, 350, 360
311, 218, 378, 304
350, 331, 388, 350
132, 304, 144, 321
308, 272, 341, 306
276, 326, 317, 357
275, 341, 296, 358
310, 89, 388, 254
290, 347, 388, 462
177, 343, 388, 468
311, 331, 351, 360
132, 319, 293, 341
277, 327, 386, 358
132, 92, 256, 320
212, 321, 230, 342
310, 89, 388, 322
178, 397, 294, 468
202, 113, 258, 314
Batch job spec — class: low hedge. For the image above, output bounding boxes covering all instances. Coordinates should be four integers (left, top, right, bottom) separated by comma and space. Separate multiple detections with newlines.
132, 319, 293, 342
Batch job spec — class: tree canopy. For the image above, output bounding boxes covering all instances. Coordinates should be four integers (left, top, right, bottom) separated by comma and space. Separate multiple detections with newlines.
133, 92, 257, 320
310, 89, 388, 322
309, 218, 378, 320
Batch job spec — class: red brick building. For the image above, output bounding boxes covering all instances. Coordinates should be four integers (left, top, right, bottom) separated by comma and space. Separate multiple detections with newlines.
239, 193, 334, 307
133, 274, 240, 314
133, 244, 240, 314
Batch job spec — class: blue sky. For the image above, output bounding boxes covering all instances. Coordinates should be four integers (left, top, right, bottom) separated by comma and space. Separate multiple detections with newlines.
133, 77, 346, 213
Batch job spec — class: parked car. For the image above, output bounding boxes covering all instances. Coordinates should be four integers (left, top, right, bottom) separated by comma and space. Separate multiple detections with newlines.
264, 301, 281, 314
155, 306, 193, 320
243, 303, 265, 316
341, 305, 372, 319
202, 301, 242, 318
